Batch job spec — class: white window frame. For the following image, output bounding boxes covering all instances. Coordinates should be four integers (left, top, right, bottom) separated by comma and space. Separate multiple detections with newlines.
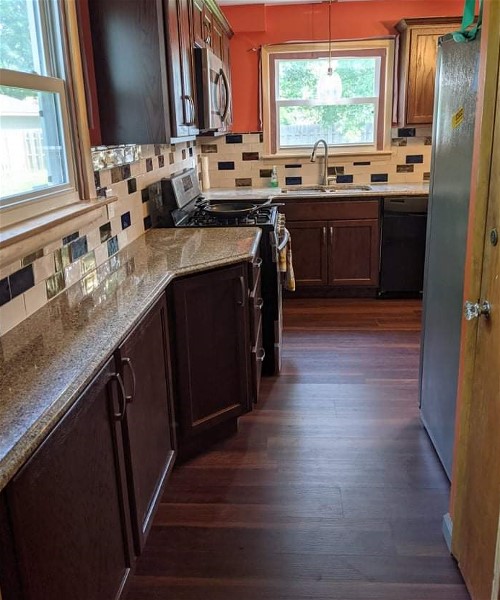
261, 39, 395, 158
0, 0, 93, 229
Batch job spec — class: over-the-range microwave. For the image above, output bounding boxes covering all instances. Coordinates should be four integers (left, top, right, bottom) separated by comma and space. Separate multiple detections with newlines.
195, 47, 232, 133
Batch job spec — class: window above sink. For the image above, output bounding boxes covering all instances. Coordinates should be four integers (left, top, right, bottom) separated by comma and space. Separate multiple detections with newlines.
261, 39, 395, 158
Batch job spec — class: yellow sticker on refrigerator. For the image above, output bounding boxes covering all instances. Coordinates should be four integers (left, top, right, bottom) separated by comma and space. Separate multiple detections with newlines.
452, 107, 465, 129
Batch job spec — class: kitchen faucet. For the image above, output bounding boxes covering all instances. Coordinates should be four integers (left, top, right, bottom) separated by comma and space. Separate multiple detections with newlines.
310, 139, 336, 186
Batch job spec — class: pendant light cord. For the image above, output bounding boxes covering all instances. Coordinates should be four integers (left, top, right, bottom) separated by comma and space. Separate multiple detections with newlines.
328, 0, 333, 76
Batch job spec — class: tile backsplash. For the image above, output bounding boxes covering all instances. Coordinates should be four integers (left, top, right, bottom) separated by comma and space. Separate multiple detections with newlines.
0, 141, 197, 336
198, 128, 432, 189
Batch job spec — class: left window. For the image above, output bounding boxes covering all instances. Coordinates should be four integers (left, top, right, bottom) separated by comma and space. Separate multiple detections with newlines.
0, 0, 78, 217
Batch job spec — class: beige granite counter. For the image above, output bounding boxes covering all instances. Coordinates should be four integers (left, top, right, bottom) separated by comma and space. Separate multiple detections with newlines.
0, 228, 261, 492
204, 182, 429, 201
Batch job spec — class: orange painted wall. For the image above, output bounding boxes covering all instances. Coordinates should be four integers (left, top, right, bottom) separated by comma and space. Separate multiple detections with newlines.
221, 1, 465, 132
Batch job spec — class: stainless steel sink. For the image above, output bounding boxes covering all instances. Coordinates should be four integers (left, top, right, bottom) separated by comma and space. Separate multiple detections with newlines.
280, 184, 372, 195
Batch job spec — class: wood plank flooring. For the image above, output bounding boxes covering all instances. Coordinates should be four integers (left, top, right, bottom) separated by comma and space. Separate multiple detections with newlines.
125, 298, 470, 600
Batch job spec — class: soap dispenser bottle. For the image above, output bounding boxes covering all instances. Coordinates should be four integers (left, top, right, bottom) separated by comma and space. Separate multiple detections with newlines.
270, 165, 279, 188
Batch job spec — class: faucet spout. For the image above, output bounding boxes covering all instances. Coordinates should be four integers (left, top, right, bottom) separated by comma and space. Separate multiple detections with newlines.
310, 139, 329, 186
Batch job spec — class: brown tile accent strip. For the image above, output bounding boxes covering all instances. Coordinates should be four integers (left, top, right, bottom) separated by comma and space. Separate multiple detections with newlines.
235, 178, 252, 187
392, 138, 407, 147
397, 165, 414, 173
242, 152, 259, 161
22, 249, 44, 267
260, 169, 273, 178
201, 144, 218, 153
169, 153, 175, 165
353, 161, 371, 166
328, 166, 345, 175
423, 172, 431, 181
111, 167, 122, 183
424, 137, 432, 145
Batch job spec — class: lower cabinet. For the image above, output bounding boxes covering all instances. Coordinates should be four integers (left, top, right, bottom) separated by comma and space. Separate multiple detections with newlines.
283, 199, 381, 294
117, 296, 176, 555
328, 219, 380, 286
169, 263, 251, 455
0, 297, 176, 600
1, 358, 132, 600
286, 221, 329, 286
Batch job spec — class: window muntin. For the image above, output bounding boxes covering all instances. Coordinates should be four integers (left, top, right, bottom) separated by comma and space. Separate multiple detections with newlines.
0, 0, 77, 212
262, 41, 394, 156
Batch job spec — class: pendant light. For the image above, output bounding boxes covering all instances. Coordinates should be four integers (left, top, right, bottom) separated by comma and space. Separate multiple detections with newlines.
328, 0, 333, 77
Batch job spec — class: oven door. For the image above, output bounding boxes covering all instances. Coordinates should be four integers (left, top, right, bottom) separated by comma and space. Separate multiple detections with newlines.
196, 47, 231, 132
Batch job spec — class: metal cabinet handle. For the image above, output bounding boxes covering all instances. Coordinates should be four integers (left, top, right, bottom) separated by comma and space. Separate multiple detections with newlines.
121, 357, 136, 403
323, 227, 328, 245
464, 300, 491, 321
256, 297, 264, 310
182, 95, 196, 126
112, 373, 127, 421
254, 257, 263, 268
219, 68, 230, 122
203, 21, 211, 45
237, 276, 246, 307
256, 348, 266, 362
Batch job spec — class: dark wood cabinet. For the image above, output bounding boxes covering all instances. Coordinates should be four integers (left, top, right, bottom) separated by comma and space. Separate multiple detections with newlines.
86, 0, 172, 145
396, 18, 461, 126
287, 221, 329, 287
283, 199, 381, 295
2, 358, 132, 600
170, 263, 250, 453
117, 296, 176, 555
329, 219, 380, 286
167, 0, 199, 138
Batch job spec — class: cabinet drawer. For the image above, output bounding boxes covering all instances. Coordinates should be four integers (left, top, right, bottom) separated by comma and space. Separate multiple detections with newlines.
283, 199, 380, 221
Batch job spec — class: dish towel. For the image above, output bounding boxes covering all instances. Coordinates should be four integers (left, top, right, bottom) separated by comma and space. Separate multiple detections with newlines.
279, 227, 296, 292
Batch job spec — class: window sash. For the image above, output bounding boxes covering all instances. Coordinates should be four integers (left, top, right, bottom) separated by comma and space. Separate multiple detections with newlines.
0, 69, 77, 211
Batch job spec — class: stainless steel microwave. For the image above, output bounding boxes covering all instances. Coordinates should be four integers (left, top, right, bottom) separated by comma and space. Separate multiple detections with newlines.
195, 47, 232, 132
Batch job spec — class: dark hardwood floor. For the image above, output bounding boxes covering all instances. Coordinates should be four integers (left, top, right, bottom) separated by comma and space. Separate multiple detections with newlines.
125, 298, 470, 600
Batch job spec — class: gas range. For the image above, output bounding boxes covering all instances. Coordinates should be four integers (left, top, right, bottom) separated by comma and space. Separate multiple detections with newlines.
177, 204, 279, 229
146, 168, 284, 377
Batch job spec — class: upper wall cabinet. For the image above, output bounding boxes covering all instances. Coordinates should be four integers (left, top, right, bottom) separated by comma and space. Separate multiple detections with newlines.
85, 0, 172, 145
396, 17, 461, 126
78, 0, 233, 145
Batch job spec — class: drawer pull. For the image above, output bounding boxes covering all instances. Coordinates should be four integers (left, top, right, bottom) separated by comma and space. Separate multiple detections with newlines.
256, 297, 264, 309
256, 348, 266, 362
254, 257, 263, 268
121, 357, 136, 403
112, 373, 127, 421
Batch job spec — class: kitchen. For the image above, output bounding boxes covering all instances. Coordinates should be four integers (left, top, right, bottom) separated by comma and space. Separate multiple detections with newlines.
0, 1, 498, 599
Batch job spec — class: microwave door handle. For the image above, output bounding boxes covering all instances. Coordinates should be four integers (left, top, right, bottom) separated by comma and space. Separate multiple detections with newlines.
219, 68, 230, 122
213, 70, 222, 117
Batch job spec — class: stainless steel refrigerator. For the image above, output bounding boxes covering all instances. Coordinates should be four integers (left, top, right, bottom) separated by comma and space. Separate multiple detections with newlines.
419, 33, 481, 480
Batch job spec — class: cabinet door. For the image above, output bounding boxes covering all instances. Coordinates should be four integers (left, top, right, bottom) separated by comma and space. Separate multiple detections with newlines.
88, 0, 171, 144
191, 0, 207, 47
407, 29, 443, 125
328, 219, 380, 286
166, 0, 198, 138
171, 264, 250, 439
212, 17, 224, 59
6, 358, 132, 600
287, 221, 329, 286
118, 296, 175, 554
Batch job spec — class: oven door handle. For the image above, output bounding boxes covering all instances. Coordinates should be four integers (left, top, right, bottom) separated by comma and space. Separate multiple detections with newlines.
277, 229, 290, 253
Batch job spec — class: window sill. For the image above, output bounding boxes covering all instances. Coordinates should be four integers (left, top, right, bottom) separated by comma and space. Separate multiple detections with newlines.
0, 197, 117, 262
261, 150, 393, 162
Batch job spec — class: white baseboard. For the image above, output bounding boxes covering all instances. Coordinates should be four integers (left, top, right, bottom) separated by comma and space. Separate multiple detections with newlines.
442, 512, 453, 552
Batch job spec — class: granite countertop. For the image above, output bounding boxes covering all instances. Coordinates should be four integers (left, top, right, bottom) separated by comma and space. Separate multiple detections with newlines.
0, 227, 261, 492
204, 183, 429, 200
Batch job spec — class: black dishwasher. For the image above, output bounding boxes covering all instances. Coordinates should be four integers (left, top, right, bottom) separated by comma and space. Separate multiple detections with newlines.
379, 196, 428, 297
